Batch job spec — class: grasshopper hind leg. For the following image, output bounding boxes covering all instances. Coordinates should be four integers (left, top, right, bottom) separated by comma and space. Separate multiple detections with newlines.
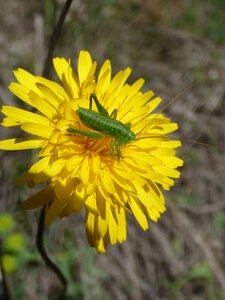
67, 128, 105, 139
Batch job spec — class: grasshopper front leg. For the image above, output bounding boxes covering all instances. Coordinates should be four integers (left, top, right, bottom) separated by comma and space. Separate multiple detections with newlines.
110, 109, 117, 120
90, 94, 109, 117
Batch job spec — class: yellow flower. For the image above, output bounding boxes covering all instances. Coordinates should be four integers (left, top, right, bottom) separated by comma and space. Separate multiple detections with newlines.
0, 51, 183, 253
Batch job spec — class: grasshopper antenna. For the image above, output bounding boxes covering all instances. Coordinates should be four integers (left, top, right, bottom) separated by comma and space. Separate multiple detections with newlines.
136, 81, 200, 136
180, 138, 218, 150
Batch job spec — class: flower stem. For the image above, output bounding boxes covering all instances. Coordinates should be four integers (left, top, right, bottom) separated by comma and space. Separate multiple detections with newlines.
42, 0, 74, 78
36, 206, 67, 294
36, 0, 73, 295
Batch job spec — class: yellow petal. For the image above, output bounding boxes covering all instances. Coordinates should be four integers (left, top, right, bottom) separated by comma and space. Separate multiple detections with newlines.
22, 186, 54, 209
146, 181, 166, 212
135, 185, 153, 210
161, 140, 182, 149
1, 106, 50, 126
108, 68, 132, 95
129, 78, 145, 94
32, 161, 64, 185
29, 91, 57, 119
45, 197, 66, 224
91, 155, 101, 175
108, 207, 118, 245
0, 137, 43, 150
96, 237, 107, 254
96, 215, 108, 239
75, 182, 86, 201
96, 60, 111, 94
80, 156, 90, 185
86, 194, 98, 215
53, 58, 79, 99
153, 165, 181, 178
8, 83, 32, 106
21, 122, 54, 138
129, 198, 149, 230
36, 76, 69, 101
72, 193, 85, 212
148, 123, 178, 134
95, 188, 107, 218
65, 155, 84, 172
1, 118, 21, 127
117, 207, 127, 242
78, 51, 93, 85
160, 156, 184, 168
59, 193, 83, 217
151, 148, 176, 156
86, 212, 97, 247
110, 169, 133, 191
13, 68, 40, 94
16, 156, 50, 185
45, 178, 72, 224
148, 207, 161, 222
100, 169, 115, 194
36, 83, 61, 108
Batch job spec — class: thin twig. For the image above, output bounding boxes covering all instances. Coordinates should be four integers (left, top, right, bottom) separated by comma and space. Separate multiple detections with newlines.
36, 207, 67, 293
0, 239, 14, 300
42, 0, 74, 78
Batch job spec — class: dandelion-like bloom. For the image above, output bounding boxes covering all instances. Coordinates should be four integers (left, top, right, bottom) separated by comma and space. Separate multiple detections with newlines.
0, 51, 183, 253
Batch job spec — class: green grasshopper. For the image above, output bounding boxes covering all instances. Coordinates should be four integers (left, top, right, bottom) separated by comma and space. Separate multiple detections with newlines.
67, 94, 136, 158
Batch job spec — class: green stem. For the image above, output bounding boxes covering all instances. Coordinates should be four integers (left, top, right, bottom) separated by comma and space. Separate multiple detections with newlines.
42, 0, 74, 77
36, 207, 67, 293
36, 0, 73, 295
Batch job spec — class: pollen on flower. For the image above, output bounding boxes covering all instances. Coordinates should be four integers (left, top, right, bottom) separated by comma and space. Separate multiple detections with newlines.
0, 50, 183, 253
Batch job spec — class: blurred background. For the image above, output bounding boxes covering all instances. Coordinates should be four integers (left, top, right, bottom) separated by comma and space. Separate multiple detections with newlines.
0, 0, 225, 299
